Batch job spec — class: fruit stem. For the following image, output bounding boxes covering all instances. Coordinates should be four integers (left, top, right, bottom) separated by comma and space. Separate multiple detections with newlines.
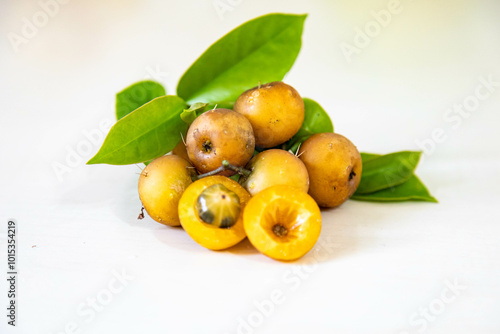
222, 160, 252, 177
193, 160, 251, 180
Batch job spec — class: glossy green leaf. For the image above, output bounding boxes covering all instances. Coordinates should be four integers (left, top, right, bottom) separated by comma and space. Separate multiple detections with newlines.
355, 151, 421, 194
287, 98, 333, 153
206, 101, 235, 110
177, 13, 307, 104
88, 95, 187, 165
180, 102, 209, 125
351, 175, 437, 202
116, 80, 166, 120
360, 152, 381, 162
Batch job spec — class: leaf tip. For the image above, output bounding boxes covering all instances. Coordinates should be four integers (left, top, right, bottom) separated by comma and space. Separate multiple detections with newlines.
86, 156, 98, 165
87, 151, 105, 165
295, 13, 308, 26
429, 196, 439, 203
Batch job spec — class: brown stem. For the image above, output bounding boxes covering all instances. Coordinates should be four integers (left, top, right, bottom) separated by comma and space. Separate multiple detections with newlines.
193, 160, 251, 181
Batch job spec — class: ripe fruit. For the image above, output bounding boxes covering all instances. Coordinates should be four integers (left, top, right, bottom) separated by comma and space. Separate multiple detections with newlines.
244, 185, 321, 261
298, 133, 362, 208
185, 108, 255, 176
138, 155, 196, 226
239, 149, 309, 196
178, 175, 251, 250
171, 140, 190, 162
234, 81, 305, 148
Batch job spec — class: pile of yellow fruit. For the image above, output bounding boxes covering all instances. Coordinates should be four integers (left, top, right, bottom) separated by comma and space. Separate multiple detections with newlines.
138, 81, 362, 261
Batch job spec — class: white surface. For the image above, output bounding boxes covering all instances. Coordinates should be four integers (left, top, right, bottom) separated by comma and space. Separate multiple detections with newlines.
1, 0, 500, 333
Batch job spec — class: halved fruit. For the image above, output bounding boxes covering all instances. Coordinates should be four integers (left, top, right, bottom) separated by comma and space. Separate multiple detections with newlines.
243, 185, 322, 261
178, 175, 251, 250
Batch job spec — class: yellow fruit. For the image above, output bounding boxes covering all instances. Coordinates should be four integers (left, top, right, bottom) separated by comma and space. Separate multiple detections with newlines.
234, 81, 304, 148
239, 149, 309, 196
138, 155, 195, 226
178, 176, 251, 250
185, 108, 255, 176
171, 140, 190, 162
298, 133, 362, 208
243, 185, 321, 261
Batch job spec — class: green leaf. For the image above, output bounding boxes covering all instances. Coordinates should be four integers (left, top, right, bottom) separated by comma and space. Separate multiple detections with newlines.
360, 152, 381, 162
177, 13, 307, 104
351, 175, 438, 203
355, 151, 421, 194
287, 98, 333, 153
88, 95, 187, 165
206, 101, 235, 110
180, 102, 209, 125
116, 80, 166, 120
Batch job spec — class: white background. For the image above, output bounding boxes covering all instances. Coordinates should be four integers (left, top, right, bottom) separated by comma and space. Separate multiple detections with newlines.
1, 0, 500, 333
